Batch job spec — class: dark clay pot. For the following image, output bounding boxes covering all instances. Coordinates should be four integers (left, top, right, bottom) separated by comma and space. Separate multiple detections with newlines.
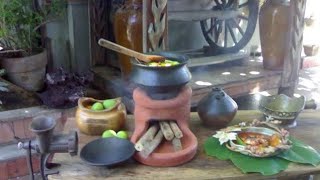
130, 51, 191, 100
197, 88, 238, 128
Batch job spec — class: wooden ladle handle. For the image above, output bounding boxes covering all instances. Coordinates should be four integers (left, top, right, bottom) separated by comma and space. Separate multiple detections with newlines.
98, 38, 163, 63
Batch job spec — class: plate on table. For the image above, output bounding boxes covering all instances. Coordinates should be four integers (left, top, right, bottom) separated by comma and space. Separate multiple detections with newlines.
80, 137, 135, 166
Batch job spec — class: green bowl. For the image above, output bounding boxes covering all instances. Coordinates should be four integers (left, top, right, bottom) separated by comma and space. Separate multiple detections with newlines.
259, 94, 306, 126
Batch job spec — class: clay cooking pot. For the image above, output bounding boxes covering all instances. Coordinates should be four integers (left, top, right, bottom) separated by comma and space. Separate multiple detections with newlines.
130, 51, 191, 100
197, 88, 238, 128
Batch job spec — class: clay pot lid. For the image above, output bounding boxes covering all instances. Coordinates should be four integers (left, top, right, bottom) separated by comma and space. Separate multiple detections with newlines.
80, 137, 135, 166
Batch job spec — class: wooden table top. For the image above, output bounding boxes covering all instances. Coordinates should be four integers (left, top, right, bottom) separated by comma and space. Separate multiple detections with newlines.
49, 110, 320, 180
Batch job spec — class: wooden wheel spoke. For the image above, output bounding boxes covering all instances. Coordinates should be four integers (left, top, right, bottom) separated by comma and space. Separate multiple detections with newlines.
231, 18, 244, 36
214, 21, 221, 43
214, 0, 221, 6
226, 0, 235, 7
206, 19, 216, 35
238, 15, 249, 21
224, 21, 228, 47
239, 1, 249, 8
226, 21, 237, 44
200, 0, 259, 51
217, 21, 223, 34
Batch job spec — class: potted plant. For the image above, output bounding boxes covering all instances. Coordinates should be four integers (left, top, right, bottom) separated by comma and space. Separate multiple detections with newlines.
0, 0, 65, 91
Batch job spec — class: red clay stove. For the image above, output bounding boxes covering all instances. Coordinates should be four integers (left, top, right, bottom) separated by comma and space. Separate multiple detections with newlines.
131, 86, 198, 166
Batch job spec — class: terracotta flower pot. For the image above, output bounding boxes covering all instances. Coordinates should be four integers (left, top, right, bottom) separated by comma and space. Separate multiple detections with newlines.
75, 97, 127, 136
0, 50, 47, 91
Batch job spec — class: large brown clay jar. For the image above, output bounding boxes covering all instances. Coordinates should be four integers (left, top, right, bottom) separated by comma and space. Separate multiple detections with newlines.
197, 88, 238, 129
259, 0, 290, 70
114, 0, 143, 79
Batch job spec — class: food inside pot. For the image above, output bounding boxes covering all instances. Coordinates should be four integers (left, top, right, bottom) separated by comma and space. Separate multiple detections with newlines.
147, 59, 180, 67
237, 132, 281, 147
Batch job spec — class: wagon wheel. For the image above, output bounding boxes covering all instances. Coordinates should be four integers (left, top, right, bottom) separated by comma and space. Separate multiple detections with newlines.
200, 0, 259, 53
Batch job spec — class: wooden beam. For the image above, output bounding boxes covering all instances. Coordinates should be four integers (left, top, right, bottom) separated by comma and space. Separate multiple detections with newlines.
188, 51, 248, 68
168, 10, 240, 21
280, 0, 307, 96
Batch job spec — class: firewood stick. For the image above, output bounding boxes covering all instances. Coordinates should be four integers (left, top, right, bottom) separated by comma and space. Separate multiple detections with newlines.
159, 121, 174, 141
172, 138, 182, 152
169, 121, 183, 139
135, 124, 159, 151
140, 130, 164, 158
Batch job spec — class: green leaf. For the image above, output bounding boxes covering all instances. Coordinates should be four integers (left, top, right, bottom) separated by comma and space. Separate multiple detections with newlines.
277, 138, 320, 166
204, 137, 290, 175
204, 137, 232, 160
230, 153, 289, 175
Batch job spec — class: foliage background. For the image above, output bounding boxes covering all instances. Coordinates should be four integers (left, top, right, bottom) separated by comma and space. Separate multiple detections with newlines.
0, 0, 65, 55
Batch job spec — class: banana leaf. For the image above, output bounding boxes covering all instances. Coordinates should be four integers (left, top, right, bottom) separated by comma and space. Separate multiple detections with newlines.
277, 138, 320, 166
204, 137, 320, 175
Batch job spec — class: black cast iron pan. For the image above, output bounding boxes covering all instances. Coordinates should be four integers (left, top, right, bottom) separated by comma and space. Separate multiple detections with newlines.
80, 137, 135, 166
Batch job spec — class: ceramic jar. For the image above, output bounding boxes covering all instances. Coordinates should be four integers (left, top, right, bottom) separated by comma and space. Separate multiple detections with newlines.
197, 88, 238, 128
130, 51, 191, 100
114, 0, 143, 79
75, 97, 126, 135
259, 0, 290, 70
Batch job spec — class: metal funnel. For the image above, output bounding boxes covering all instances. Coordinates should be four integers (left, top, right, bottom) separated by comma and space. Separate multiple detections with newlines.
29, 116, 56, 153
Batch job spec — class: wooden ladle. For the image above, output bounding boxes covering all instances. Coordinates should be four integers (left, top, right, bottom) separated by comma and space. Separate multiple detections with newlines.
98, 38, 165, 63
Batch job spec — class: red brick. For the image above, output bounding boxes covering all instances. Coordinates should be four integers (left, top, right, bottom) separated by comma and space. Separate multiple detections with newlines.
6, 155, 41, 179
7, 159, 19, 178
0, 162, 8, 180
13, 120, 27, 140
22, 118, 34, 139
0, 123, 14, 144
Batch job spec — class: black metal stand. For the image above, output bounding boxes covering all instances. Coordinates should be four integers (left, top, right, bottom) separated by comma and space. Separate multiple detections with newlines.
25, 141, 34, 180
40, 154, 60, 180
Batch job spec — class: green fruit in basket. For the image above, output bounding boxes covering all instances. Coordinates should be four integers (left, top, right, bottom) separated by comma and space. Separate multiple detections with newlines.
103, 99, 116, 109
116, 131, 128, 139
91, 102, 104, 111
102, 130, 117, 138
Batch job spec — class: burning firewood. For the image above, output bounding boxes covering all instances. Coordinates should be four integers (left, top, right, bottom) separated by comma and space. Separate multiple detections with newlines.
135, 120, 184, 157
140, 130, 164, 158
135, 124, 159, 151
159, 121, 174, 141
172, 138, 182, 151
169, 121, 183, 139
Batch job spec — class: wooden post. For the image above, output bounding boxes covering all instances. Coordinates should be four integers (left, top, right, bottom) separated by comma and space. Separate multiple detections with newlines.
142, 0, 168, 52
142, 0, 148, 53
67, 0, 90, 73
88, 0, 112, 66
279, 0, 307, 96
